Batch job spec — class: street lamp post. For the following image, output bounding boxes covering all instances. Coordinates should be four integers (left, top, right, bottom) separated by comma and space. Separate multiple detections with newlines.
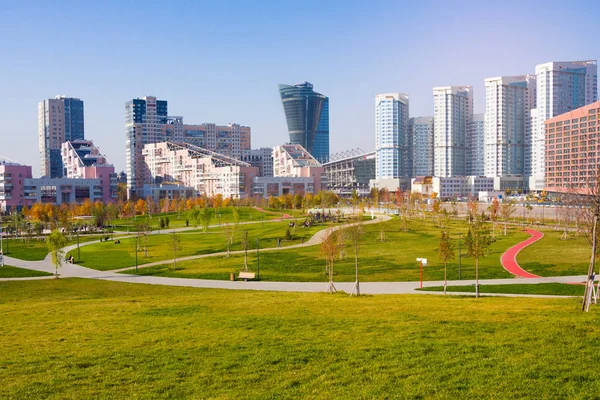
135, 235, 139, 274
457, 233, 463, 280
416, 258, 428, 288
76, 228, 80, 262
0, 222, 4, 267
256, 237, 260, 280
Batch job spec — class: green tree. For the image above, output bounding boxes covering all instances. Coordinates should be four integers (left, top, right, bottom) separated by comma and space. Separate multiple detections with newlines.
199, 206, 212, 232
320, 227, 343, 293
169, 233, 182, 270
465, 215, 492, 298
500, 199, 516, 236
345, 214, 364, 297
438, 229, 456, 294
240, 228, 250, 271
46, 229, 67, 278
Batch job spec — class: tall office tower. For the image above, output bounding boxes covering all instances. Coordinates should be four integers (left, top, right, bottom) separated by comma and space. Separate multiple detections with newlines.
375, 93, 410, 179
484, 75, 536, 177
38, 96, 85, 178
183, 123, 251, 160
433, 86, 473, 177
467, 114, 485, 176
125, 96, 184, 198
278, 82, 329, 162
529, 60, 597, 190
410, 117, 434, 177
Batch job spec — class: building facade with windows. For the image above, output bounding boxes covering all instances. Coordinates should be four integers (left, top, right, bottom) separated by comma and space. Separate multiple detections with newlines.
544, 100, 600, 194
240, 148, 273, 177
467, 113, 485, 176
433, 86, 473, 177
61, 140, 117, 203
278, 82, 329, 161
125, 96, 184, 198
529, 60, 597, 191
183, 123, 251, 160
410, 116, 434, 177
484, 75, 536, 178
142, 142, 258, 199
375, 93, 410, 182
38, 96, 85, 178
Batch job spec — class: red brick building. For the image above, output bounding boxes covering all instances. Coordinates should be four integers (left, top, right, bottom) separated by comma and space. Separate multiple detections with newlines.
545, 101, 600, 194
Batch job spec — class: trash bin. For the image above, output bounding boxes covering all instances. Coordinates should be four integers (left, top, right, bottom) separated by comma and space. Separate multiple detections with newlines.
230, 273, 235, 281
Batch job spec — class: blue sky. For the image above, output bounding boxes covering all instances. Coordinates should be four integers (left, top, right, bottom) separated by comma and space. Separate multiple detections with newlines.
1, 0, 599, 174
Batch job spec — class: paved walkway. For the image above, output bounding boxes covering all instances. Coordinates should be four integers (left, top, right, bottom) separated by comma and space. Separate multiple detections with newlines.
0, 216, 592, 297
500, 229, 543, 278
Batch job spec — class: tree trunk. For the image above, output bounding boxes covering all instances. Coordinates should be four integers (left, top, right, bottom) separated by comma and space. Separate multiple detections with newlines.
444, 261, 447, 295
475, 257, 480, 298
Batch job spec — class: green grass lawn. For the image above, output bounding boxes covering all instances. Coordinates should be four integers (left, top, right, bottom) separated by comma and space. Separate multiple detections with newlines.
1, 237, 86, 261
0, 265, 53, 278
123, 218, 530, 282
109, 206, 305, 231
70, 219, 340, 271
517, 229, 591, 277
418, 283, 585, 296
1, 278, 599, 399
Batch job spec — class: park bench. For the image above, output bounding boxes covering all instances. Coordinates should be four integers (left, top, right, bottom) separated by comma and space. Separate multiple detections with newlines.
238, 271, 256, 281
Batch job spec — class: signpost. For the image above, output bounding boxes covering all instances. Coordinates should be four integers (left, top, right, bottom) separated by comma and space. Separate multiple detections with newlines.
416, 258, 428, 288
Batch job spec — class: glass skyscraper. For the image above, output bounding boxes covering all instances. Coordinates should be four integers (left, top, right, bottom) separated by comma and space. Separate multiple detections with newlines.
278, 82, 329, 162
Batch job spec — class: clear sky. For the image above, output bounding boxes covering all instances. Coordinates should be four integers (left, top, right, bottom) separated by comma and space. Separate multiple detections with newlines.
1, 0, 599, 174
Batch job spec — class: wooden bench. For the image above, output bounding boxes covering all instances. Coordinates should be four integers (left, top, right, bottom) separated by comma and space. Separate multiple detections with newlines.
238, 271, 256, 281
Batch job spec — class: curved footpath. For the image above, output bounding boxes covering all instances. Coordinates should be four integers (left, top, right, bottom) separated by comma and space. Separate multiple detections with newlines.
500, 229, 544, 278
0, 218, 591, 297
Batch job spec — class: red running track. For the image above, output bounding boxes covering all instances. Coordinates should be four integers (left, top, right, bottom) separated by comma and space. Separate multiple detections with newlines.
500, 229, 544, 278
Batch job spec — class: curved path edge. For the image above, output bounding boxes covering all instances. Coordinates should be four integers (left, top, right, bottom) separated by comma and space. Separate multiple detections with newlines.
500, 229, 544, 278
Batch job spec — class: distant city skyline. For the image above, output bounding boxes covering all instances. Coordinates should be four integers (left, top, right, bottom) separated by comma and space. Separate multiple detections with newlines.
1, 1, 600, 174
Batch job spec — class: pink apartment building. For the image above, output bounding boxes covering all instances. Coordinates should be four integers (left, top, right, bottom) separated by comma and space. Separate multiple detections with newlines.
0, 158, 34, 212
545, 100, 600, 194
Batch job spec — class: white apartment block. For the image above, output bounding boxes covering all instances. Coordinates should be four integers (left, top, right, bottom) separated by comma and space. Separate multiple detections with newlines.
142, 142, 258, 199
467, 113, 485, 176
484, 75, 536, 177
433, 86, 473, 177
375, 93, 411, 179
125, 96, 184, 198
240, 148, 273, 177
430, 176, 494, 200
410, 117, 434, 177
183, 123, 251, 160
529, 60, 598, 190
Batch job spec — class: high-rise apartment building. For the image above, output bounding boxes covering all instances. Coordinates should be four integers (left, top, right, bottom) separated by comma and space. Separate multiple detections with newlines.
410, 117, 434, 177
484, 75, 536, 177
375, 93, 410, 180
183, 123, 251, 160
529, 60, 598, 190
278, 82, 329, 162
38, 96, 84, 178
125, 96, 184, 198
433, 86, 473, 177
545, 100, 600, 194
467, 113, 485, 176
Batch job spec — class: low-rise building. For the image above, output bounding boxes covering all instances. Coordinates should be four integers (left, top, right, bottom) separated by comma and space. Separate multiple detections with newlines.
141, 183, 195, 202
62, 140, 117, 202
252, 176, 316, 198
323, 149, 375, 197
0, 158, 33, 212
431, 176, 494, 199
